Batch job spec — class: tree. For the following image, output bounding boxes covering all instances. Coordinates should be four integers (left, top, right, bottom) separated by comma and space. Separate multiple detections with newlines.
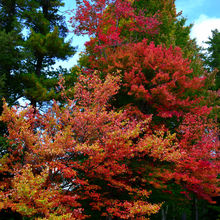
71, 0, 219, 218
73, 0, 203, 77
19, 0, 76, 108
203, 29, 220, 137
0, 2, 76, 218
201, 29, 220, 220
205, 29, 220, 90
0, 0, 25, 159
0, 72, 187, 219
0, 0, 76, 110
0, 0, 24, 108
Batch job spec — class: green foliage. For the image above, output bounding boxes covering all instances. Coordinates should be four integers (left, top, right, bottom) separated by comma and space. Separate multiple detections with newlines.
19, 0, 75, 107
0, 30, 23, 106
201, 29, 220, 126
0, 0, 76, 109
133, 0, 190, 47
205, 29, 220, 89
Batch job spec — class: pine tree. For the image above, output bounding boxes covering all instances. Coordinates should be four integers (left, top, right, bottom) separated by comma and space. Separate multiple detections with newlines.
0, 0, 23, 109
19, 0, 75, 108
0, 0, 76, 109
203, 29, 220, 137
205, 29, 220, 90
0, 0, 75, 157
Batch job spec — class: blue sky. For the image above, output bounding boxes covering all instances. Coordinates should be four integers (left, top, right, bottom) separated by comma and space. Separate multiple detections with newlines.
176, 0, 220, 47
56, 0, 220, 69
176, 0, 219, 22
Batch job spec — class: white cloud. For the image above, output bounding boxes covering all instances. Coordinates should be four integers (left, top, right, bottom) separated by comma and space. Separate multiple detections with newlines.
190, 15, 220, 48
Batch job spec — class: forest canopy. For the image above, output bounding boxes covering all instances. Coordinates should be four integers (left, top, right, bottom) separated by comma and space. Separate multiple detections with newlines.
0, 0, 219, 219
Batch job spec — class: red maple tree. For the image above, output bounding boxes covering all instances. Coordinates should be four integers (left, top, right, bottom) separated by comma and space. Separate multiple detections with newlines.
71, 0, 219, 206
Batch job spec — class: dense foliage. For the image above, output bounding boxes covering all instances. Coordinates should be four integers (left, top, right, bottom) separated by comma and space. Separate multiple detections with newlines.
0, 0, 75, 109
0, 0, 219, 219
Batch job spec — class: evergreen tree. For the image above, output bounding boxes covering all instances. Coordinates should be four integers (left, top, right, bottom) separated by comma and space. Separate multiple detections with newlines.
19, 0, 75, 108
0, 0, 23, 110
203, 31, 220, 220
205, 29, 220, 90
1, 0, 76, 110
203, 29, 220, 136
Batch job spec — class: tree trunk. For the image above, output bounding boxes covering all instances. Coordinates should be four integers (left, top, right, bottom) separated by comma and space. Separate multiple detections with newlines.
192, 196, 199, 220
35, 55, 44, 77
161, 205, 168, 220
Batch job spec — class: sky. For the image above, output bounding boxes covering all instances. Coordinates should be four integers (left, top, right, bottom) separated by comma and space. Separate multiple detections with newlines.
175, 0, 220, 47
56, 0, 220, 69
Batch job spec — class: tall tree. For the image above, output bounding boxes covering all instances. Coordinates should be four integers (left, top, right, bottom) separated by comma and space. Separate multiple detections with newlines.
72, 0, 219, 219
0, 0, 75, 110
19, 0, 75, 108
0, 1, 76, 217
0, 72, 180, 219
0, 0, 23, 109
205, 29, 220, 90
203, 29, 220, 137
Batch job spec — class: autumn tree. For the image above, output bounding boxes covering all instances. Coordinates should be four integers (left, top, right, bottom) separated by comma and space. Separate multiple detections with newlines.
0, 2, 76, 218
71, 0, 219, 219
0, 72, 189, 219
